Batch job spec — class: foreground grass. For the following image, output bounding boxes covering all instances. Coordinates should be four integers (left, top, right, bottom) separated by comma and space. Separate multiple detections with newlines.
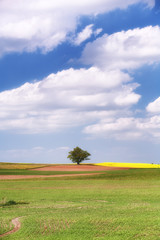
0, 169, 160, 239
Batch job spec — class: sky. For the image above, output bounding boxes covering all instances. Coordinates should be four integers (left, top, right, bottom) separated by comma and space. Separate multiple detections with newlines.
0, 0, 160, 164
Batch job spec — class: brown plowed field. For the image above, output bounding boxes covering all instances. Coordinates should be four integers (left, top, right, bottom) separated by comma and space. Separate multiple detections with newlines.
0, 173, 104, 180
0, 165, 130, 180
33, 164, 130, 172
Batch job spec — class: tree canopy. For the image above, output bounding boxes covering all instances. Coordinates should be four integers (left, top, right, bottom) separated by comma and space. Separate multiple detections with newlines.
67, 147, 91, 165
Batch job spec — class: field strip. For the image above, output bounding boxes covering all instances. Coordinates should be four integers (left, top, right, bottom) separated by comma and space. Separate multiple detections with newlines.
33, 165, 130, 171
95, 162, 160, 168
0, 172, 104, 180
0, 217, 22, 238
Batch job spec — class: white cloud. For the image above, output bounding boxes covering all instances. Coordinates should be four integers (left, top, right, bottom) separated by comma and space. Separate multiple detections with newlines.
84, 115, 160, 140
81, 25, 160, 70
32, 146, 44, 151
94, 28, 103, 36
73, 25, 103, 45
2, 63, 160, 140
0, 0, 154, 56
0, 67, 140, 133
56, 146, 70, 151
146, 97, 160, 113
114, 85, 141, 106
0, 1, 159, 141
76, 24, 160, 141
74, 24, 94, 45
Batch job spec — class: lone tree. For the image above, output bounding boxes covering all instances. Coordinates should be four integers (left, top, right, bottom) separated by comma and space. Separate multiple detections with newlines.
67, 147, 91, 165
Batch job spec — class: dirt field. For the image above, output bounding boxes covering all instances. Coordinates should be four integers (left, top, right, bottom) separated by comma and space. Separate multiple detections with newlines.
0, 164, 130, 180
0, 173, 104, 180
33, 164, 130, 172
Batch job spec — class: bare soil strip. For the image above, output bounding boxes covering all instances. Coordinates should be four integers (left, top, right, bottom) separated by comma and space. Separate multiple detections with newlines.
33, 165, 130, 172
0, 217, 21, 237
0, 172, 104, 180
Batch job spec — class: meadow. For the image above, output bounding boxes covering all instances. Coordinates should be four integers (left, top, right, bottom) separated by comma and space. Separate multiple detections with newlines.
0, 163, 160, 239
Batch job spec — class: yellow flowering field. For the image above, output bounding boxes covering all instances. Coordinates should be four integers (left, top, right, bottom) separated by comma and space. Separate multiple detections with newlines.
94, 162, 160, 168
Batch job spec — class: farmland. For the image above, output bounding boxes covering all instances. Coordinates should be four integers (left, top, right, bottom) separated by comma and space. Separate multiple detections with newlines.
0, 163, 160, 239
96, 162, 160, 169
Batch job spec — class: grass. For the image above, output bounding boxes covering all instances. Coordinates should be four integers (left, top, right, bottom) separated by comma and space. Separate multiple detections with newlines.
0, 169, 100, 176
0, 217, 13, 236
0, 198, 29, 207
0, 166, 160, 239
0, 162, 48, 170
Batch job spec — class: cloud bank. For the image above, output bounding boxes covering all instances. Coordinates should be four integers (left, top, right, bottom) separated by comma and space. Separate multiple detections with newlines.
81, 25, 160, 70
0, 67, 139, 133
1, 5, 160, 141
0, 0, 154, 56
84, 116, 160, 140
0, 62, 160, 139
80, 25, 160, 139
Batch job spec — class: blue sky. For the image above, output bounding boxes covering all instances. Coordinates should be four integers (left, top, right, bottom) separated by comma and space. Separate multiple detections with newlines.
0, 0, 160, 164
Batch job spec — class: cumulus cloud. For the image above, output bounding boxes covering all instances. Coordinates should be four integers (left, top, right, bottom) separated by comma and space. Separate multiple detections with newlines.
0, 0, 154, 56
81, 25, 160, 70
0, 1, 159, 141
84, 115, 160, 140
0, 67, 140, 133
146, 97, 160, 113
74, 24, 160, 140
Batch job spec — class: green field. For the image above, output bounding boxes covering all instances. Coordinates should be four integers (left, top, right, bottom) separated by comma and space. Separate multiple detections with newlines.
1, 168, 160, 239
0, 163, 48, 170
0, 169, 98, 176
